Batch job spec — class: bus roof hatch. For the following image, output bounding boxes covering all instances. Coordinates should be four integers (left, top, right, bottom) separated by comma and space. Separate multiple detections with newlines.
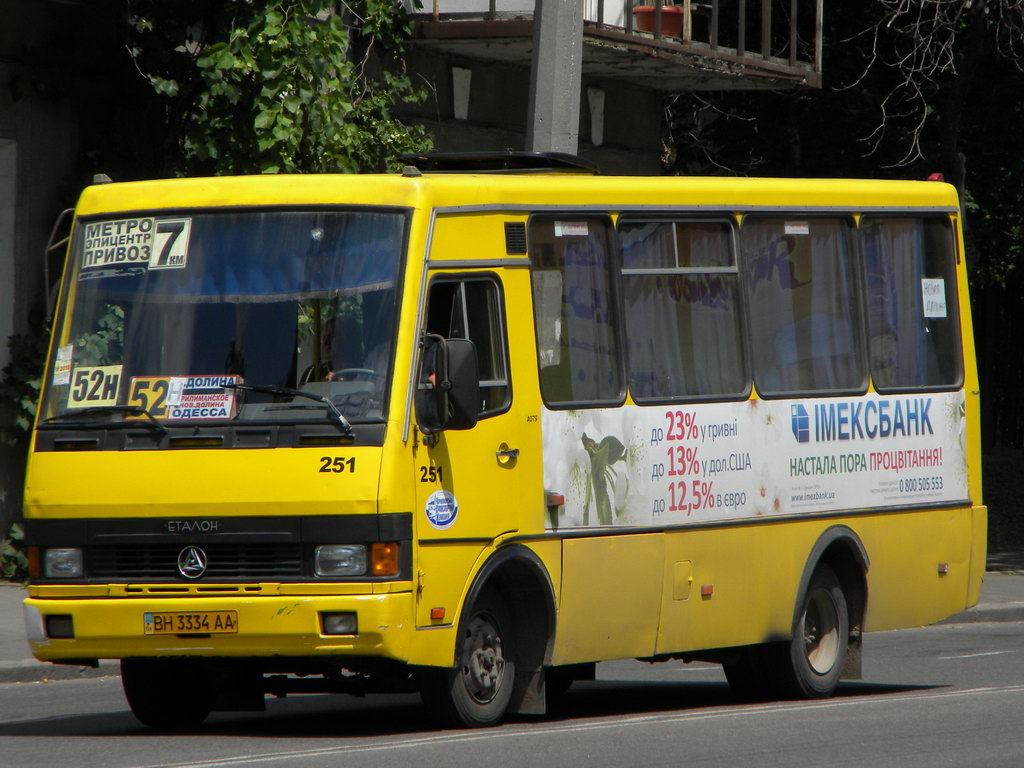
397, 151, 599, 175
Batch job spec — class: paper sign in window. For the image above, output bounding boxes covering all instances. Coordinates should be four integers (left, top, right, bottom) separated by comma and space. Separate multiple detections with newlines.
554, 221, 589, 237
921, 278, 947, 318
67, 365, 123, 408
53, 345, 73, 386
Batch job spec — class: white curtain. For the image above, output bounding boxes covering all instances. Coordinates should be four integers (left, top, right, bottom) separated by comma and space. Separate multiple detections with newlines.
741, 218, 863, 394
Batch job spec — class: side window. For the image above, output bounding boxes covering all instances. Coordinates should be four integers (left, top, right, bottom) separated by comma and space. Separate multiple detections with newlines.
741, 216, 866, 396
619, 218, 748, 401
528, 215, 624, 407
424, 276, 510, 417
860, 216, 963, 390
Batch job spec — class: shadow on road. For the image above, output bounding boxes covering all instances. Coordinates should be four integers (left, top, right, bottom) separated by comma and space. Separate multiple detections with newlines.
537, 679, 945, 722
0, 679, 948, 740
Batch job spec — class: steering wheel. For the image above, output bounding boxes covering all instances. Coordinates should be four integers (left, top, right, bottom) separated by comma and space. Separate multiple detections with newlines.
329, 368, 382, 383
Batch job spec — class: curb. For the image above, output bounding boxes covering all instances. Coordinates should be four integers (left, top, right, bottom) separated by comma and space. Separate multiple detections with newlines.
939, 601, 1024, 625
0, 660, 118, 685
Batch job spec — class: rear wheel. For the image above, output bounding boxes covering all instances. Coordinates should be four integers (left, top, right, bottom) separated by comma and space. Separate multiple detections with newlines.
420, 590, 515, 728
769, 563, 849, 699
121, 659, 215, 731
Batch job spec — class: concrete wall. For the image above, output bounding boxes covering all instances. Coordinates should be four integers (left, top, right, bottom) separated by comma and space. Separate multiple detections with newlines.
0, 1, 92, 537
398, 49, 665, 175
0, 137, 17, 543
0, 139, 14, 374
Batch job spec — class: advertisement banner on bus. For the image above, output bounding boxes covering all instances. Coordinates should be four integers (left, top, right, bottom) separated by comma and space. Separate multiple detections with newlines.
541, 391, 967, 528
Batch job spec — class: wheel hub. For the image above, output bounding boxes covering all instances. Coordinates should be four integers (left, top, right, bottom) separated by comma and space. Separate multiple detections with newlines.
461, 615, 506, 703
804, 587, 840, 675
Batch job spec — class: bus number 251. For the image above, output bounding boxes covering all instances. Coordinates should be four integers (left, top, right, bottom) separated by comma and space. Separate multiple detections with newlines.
319, 457, 356, 473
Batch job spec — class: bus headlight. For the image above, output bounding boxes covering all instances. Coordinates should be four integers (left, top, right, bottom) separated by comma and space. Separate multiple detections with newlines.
314, 545, 367, 576
43, 548, 83, 579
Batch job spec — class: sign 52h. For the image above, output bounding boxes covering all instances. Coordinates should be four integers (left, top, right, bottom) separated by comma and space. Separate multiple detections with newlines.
68, 365, 123, 407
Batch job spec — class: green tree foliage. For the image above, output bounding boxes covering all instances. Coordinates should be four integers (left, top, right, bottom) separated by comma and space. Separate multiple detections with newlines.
127, 0, 432, 175
1, 523, 28, 582
0, 320, 50, 447
665, 5, 904, 178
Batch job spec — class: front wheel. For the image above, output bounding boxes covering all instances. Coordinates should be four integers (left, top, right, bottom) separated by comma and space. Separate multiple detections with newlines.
768, 563, 849, 699
420, 590, 516, 728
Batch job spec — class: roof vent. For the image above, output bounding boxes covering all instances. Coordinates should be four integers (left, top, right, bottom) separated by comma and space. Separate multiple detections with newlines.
397, 151, 599, 175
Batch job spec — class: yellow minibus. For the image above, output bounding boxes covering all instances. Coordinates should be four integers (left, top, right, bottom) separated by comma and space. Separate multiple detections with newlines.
23, 153, 985, 729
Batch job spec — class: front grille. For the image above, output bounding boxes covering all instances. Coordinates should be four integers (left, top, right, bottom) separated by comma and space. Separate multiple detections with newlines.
91, 543, 303, 580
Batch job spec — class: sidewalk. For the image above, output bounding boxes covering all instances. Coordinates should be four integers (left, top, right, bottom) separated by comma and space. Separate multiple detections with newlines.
2, 559, 1023, 684
941, 550, 1024, 624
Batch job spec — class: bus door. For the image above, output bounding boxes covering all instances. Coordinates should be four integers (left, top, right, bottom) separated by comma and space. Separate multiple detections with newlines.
413, 271, 524, 627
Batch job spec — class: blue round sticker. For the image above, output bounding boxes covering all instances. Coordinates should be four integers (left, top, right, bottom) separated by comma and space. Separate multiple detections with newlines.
425, 490, 458, 530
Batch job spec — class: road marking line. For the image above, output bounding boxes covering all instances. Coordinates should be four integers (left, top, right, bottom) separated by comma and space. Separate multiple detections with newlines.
939, 650, 1013, 660
135, 684, 1024, 768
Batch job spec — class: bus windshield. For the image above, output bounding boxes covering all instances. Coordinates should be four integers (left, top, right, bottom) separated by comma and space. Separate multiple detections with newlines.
42, 208, 407, 424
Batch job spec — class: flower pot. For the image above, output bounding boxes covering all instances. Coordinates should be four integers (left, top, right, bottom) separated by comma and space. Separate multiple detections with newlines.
632, 5, 687, 39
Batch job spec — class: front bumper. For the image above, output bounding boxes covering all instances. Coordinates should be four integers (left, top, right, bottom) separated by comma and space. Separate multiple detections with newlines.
24, 589, 415, 663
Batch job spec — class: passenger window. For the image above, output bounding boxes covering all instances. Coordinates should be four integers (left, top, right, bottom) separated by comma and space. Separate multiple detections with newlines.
528, 215, 624, 407
860, 216, 963, 390
619, 219, 748, 401
424, 277, 510, 417
741, 216, 866, 396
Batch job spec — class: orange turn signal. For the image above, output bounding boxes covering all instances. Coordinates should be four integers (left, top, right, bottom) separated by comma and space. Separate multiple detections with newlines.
370, 542, 399, 577
27, 547, 40, 579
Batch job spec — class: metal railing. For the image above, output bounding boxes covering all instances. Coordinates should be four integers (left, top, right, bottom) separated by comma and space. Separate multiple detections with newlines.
416, 0, 822, 73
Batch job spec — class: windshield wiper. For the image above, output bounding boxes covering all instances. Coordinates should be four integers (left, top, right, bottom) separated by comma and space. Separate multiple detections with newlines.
43, 405, 167, 434
222, 383, 353, 433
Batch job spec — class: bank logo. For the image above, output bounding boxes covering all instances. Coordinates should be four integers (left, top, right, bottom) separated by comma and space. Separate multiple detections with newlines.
791, 404, 810, 443
177, 546, 208, 579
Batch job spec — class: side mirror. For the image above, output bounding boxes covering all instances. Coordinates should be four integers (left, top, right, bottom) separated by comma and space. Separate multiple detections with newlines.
415, 335, 480, 434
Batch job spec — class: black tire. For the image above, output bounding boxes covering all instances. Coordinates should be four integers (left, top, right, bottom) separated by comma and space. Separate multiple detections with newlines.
121, 659, 215, 730
420, 590, 516, 728
768, 563, 849, 699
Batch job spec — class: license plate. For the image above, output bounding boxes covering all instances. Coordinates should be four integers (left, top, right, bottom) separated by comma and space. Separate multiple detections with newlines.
143, 611, 238, 635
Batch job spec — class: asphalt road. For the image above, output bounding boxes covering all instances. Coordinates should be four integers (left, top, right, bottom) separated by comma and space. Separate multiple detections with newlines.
2, 621, 1023, 768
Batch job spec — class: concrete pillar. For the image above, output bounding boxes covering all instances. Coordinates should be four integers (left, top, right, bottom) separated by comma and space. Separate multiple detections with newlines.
526, 0, 584, 154
452, 66, 472, 121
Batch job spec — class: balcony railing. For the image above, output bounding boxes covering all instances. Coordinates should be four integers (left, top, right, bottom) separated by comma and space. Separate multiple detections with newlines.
407, 0, 823, 83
